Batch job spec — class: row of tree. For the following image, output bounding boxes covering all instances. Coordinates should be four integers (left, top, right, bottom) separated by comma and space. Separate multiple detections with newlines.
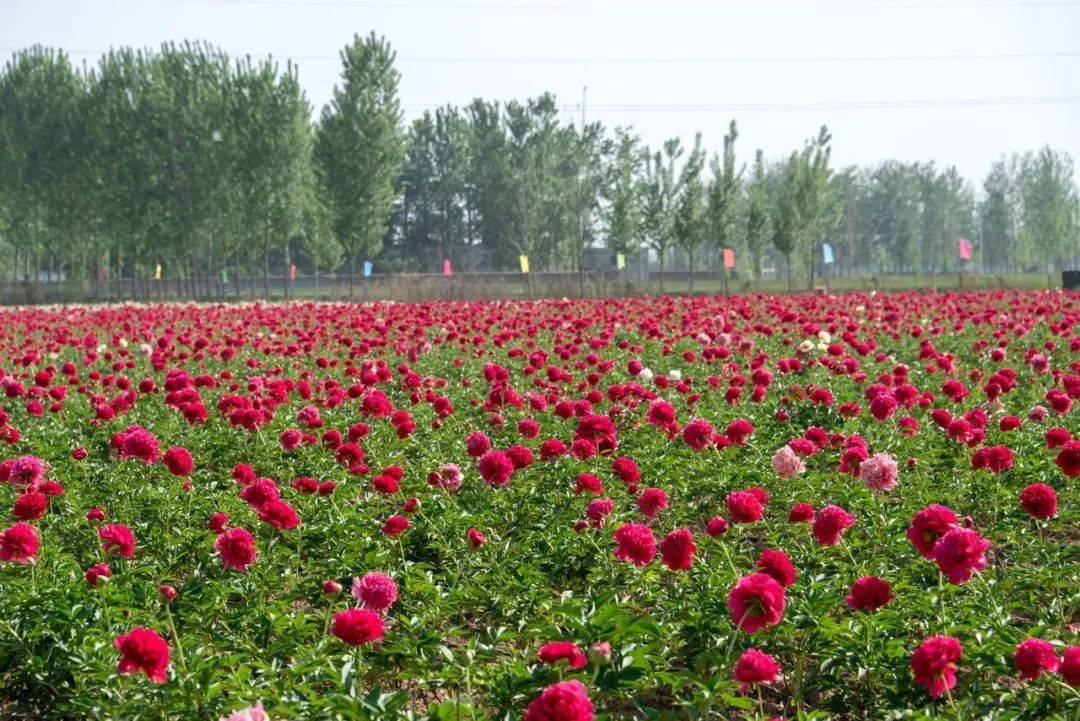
1, 36, 1077, 296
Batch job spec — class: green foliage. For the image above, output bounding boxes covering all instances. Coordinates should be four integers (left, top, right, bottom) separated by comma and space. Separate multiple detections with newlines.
673, 134, 708, 284
314, 33, 405, 290
1, 40, 1079, 287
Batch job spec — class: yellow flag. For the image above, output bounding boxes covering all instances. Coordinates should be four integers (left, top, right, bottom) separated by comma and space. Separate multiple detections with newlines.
154, 264, 162, 280
616, 253, 626, 270
519, 255, 530, 273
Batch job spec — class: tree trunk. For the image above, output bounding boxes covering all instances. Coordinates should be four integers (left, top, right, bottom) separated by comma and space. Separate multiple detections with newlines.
263, 248, 270, 298
349, 255, 356, 298
284, 241, 292, 300
688, 251, 695, 294
658, 248, 666, 294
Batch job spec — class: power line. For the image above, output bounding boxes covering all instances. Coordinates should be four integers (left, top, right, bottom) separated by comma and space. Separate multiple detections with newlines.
175, 0, 1080, 10
401, 95, 1080, 112
6, 45, 1080, 65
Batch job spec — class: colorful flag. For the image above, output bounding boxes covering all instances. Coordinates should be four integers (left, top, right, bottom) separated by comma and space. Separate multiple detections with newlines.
519, 255, 530, 274
363, 261, 374, 277
722, 248, 735, 269
154, 264, 162, 280
822, 243, 834, 264
958, 238, 972, 260
616, 253, 626, 270
289, 264, 297, 281
442, 259, 453, 276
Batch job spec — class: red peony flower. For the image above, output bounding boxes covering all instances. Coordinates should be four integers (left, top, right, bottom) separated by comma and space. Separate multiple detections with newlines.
611, 456, 641, 484
331, 608, 384, 646
574, 473, 603, 496
845, 576, 893, 611
12, 491, 48, 521
538, 641, 587, 669
1013, 638, 1060, 680
382, 514, 410, 537
660, 528, 696, 571
705, 516, 728, 536
477, 451, 515, 486
755, 548, 796, 588
465, 431, 492, 457
208, 513, 229, 533
788, 502, 814, 523
1019, 483, 1057, 519
114, 627, 170, 683
352, 572, 398, 613
240, 478, 280, 508
162, 446, 194, 477
733, 648, 780, 693
727, 573, 786, 633
523, 680, 593, 721
682, 418, 716, 451
85, 562, 112, 587
907, 504, 959, 558
0, 522, 38, 564
257, 499, 301, 530
215, 527, 257, 571
932, 527, 991, 584
1063, 646, 1080, 687
726, 491, 763, 524
812, 505, 855, 546
613, 523, 656, 566
1054, 440, 1080, 477
637, 487, 668, 518
971, 444, 1013, 473
910, 635, 962, 698
99, 524, 136, 558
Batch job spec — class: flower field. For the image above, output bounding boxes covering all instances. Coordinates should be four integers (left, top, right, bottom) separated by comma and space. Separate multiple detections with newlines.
0, 290, 1077, 721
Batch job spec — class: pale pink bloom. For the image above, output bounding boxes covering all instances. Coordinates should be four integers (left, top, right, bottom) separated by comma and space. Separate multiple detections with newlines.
860, 452, 899, 492
351, 571, 398, 612
220, 700, 269, 721
428, 463, 463, 491
771, 446, 806, 479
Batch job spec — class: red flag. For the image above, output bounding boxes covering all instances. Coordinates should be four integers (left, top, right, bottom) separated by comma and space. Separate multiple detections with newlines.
958, 238, 972, 260
722, 248, 735, 269
443, 259, 453, 276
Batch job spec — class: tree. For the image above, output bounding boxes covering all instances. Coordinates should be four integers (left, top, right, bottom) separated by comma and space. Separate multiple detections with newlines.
980, 159, 1016, 273
641, 138, 683, 291
707, 120, 742, 276
0, 46, 88, 290
463, 99, 510, 270
1016, 147, 1078, 282
772, 152, 801, 289
674, 134, 707, 292
797, 126, 836, 288
301, 196, 342, 294
745, 150, 771, 284
315, 33, 404, 296
603, 128, 644, 257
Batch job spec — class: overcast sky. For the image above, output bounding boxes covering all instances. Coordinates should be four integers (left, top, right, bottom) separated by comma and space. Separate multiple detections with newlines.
3, 0, 1079, 184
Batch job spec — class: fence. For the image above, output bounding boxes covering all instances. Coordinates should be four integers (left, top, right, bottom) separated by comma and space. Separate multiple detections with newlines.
0, 269, 1063, 305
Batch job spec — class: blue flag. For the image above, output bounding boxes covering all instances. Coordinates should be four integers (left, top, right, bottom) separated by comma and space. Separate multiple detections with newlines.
363, 261, 374, 277
822, 243, 835, 264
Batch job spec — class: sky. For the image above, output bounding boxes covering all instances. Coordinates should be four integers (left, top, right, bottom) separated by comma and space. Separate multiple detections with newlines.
2, 0, 1079, 185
